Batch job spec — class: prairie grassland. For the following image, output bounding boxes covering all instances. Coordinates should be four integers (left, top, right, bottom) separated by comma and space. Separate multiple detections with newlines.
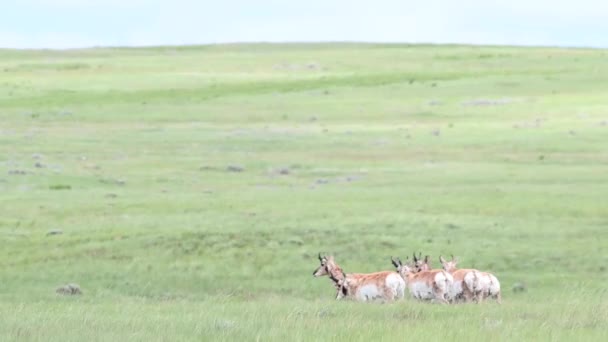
0, 44, 607, 341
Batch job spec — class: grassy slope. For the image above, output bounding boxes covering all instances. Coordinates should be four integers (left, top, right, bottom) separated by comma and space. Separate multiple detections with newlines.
0, 44, 607, 341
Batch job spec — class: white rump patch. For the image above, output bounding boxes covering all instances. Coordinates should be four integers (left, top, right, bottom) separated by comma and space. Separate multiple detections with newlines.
385, 273, 406, 299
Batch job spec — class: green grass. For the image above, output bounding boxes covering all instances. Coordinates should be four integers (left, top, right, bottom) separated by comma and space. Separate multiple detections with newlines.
1, 43, 607, 341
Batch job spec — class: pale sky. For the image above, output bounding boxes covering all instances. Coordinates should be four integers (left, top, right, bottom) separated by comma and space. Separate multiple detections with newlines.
1, 0, 608, 49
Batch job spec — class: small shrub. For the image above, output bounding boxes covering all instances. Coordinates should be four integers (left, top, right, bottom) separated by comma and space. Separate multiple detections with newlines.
49, 184, 71, 190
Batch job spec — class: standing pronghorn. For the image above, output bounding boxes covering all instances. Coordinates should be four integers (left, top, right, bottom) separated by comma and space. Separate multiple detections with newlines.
391, 256, 453, 304
313, 253, 405, 302
439, 255, 502, 304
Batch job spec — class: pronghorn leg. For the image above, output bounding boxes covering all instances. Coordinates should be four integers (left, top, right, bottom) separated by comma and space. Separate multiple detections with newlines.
461, 285, 474, 303
473, 289, 484, 304
382, 285, 394, 303
451, 293, 463, 304
431, 284, 441, 304
432, 284, 449, 304
494, 292, 502, 304
436, 292, 449, 304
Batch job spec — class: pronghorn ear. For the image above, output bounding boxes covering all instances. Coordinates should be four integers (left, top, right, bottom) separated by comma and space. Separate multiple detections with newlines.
439, 255, 446, 264
424, 255, 430, 263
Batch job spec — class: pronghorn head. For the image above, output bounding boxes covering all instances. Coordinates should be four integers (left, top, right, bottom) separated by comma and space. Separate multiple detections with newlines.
391, 256, 414, 278
412, 252, 432, 272
439, 254, 458, 272
313, 253, 342, 278
313, 253, 330, 277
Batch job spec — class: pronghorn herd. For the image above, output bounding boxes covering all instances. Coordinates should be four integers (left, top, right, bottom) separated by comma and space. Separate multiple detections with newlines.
313, 252, 501, 304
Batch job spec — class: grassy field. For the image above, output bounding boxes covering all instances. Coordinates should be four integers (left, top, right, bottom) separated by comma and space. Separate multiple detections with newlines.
1, 43, 607, 341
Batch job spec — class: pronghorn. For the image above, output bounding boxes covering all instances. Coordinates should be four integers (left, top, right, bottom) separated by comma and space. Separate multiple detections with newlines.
391, 256, 453, 304
313, 253, 405, 302
439, 255, 502, 304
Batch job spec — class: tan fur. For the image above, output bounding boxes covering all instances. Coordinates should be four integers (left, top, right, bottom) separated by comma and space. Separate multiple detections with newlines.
314, 254, 404, 302
338, 271, 401, 301
440, 255, 501, 304
450, 268, 481, 302
393, 257, 451, 304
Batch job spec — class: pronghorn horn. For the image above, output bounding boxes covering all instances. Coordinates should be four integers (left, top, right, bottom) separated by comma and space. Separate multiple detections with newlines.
418, 252, 422, 260
391, 256, 400, 267
412, 252, 418, 262
318, 253, 323, 261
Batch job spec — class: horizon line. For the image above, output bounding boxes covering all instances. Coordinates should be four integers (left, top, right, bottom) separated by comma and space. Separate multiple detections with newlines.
1, 40, 607, 52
